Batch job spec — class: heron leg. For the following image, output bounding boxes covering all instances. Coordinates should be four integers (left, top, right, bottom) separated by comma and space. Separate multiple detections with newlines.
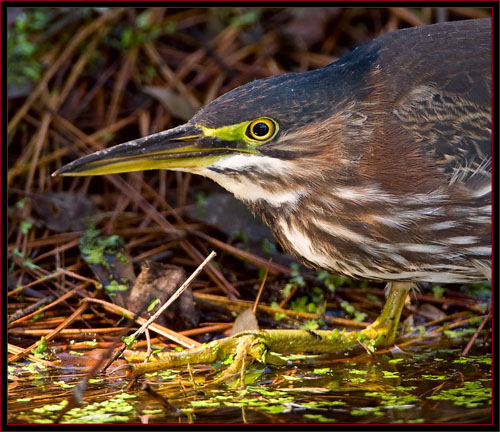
360, 282, 412, 346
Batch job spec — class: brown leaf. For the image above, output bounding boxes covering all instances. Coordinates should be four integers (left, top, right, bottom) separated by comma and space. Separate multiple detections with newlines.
231, 308, 259, 335
128, 262, 199, 330
31, 192, 97, 233
142, 86, 198, 122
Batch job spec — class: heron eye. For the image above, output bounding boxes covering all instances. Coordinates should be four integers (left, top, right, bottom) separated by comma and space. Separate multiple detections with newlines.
246, 118, 276, 141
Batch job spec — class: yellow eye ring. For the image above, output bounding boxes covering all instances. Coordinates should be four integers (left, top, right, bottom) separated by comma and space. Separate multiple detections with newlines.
246, 118, 277, 141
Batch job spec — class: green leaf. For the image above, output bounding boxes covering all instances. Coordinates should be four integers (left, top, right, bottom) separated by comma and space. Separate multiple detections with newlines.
313, 368, 331, 374
31, 337, 47, 355
147, 298, 161, 312
20, 220, 33, 235
122, 335, 137, 348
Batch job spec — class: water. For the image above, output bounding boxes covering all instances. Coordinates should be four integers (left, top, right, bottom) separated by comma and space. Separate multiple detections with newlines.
8, 336, 491, 425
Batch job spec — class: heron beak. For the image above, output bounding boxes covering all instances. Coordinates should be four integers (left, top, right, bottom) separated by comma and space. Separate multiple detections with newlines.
52, 124, 249, 177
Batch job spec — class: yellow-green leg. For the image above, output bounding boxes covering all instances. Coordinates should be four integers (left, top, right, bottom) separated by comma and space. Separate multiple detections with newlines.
362, 281, 412, 345
125, 282, 412, 381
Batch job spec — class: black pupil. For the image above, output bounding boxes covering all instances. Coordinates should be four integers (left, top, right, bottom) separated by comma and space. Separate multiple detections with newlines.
253, 122, 269, 137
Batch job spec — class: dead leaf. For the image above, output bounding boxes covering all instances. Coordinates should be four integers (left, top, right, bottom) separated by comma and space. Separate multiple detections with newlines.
142, 86, 199, 122
31, 192, 97, 233
418, 303, 447, 321
128, 262, 199, 330
231, 308, 259, 335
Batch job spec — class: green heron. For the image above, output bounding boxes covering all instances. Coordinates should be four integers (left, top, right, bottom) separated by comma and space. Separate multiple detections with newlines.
54, 19, 491, 375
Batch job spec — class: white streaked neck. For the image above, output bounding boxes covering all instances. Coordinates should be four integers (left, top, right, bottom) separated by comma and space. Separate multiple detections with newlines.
189, 154, 306, 207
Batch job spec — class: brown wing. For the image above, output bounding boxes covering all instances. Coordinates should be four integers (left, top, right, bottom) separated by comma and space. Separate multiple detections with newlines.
393, 84, 491, 190
377, 19, 492, 190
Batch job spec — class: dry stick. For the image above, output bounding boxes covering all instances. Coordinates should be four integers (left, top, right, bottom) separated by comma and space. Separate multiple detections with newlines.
279, 285, 299, 309
7, 261, 86, 297
8, 288, 80, 328
142, 41, 201, 109
389, 7, 427, 26
13, 231, 80, 249
131, 241, 178, 263
47, 105, 139, 154
55, 33, 102, 107
194, 292, 369, 329
8, 257, 91, 295
24, 113, 52, 194
423, 311, 471, 328
56, 268, 102, 287
253, 259, 272, 314
190, 229, 290, 276
8, 296, 55, 324
448, 7, 491, 18
348, 286, 482, 310
461, 312, 491, 356
31, 239, 80, 263
131, 177, 184, 222
9, 147, 71, 183
180, 323, 233, 337
68, 62, 118, 121
397, 315, 488, 349
177, 172, 192, 209
144, 329, 153, 363
181, 240, 239, 298
186, 363, 197, 391
103, 189, 132, 234
9, 328, 129, 337
106, 46, 139, 125
8, 270, 63, 296
19, 313, 98, 328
